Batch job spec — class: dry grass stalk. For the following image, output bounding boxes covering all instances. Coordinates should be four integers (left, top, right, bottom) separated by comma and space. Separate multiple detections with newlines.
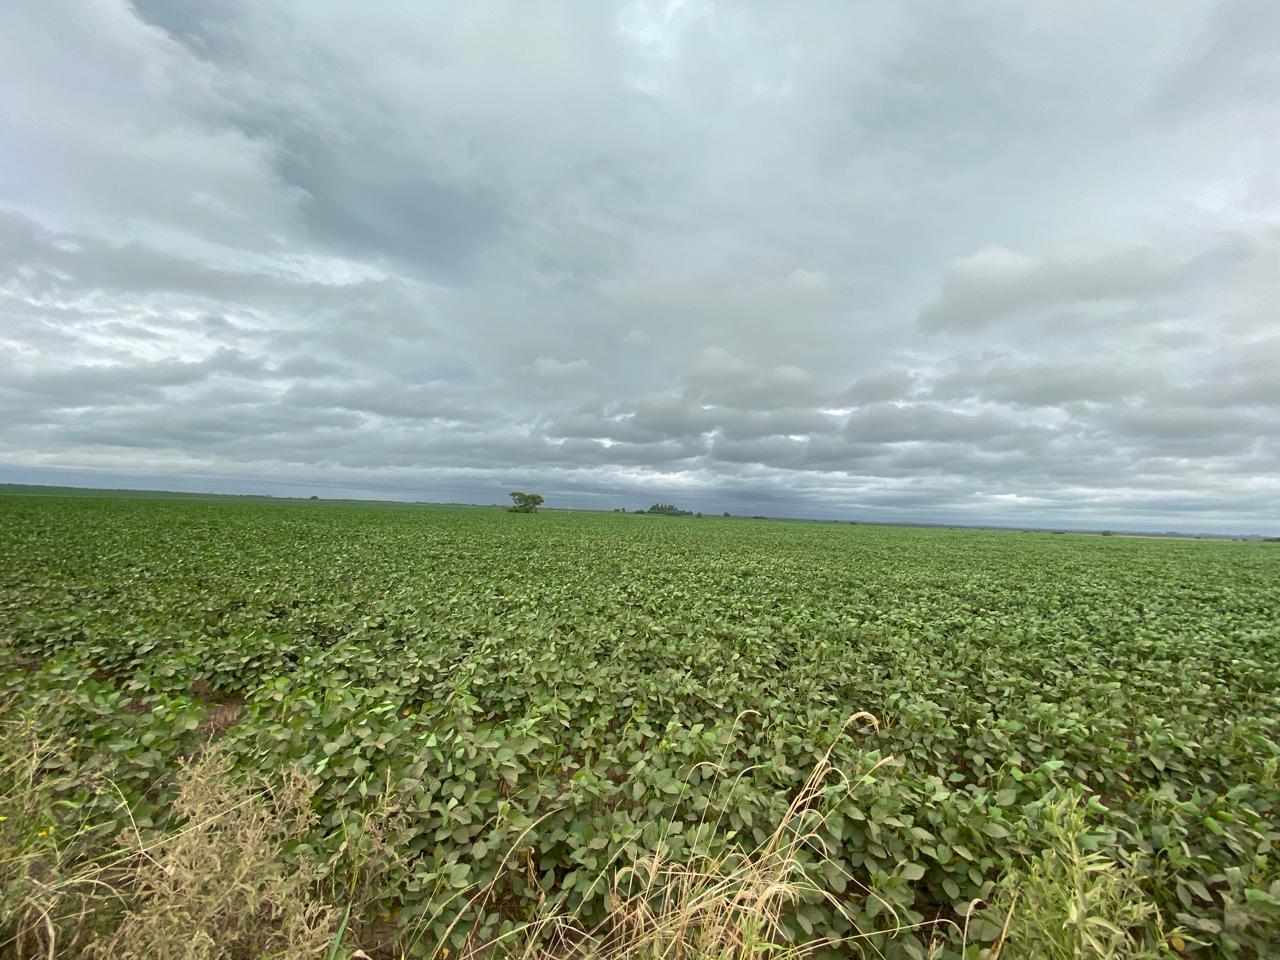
441, 711, 955, 960
1, 696, 348, 960
87, 753, 339, 960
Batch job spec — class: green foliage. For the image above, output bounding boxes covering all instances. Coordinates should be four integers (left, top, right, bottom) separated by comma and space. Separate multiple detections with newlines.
1, 494, 1277, 958
978, 795, 1173, 959
508, 492, 544, 513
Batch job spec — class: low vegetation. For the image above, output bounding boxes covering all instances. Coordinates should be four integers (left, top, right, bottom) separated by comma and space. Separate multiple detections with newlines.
0, 494, 1277, 958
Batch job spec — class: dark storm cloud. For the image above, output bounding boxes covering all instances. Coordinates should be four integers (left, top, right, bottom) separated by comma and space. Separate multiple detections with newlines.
1, 1, 1278, 532
274, 132, 508, 276
126, 0, 243, 57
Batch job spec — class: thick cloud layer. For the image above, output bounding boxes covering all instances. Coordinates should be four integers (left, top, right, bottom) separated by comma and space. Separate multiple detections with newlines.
2, 1, 1277, 531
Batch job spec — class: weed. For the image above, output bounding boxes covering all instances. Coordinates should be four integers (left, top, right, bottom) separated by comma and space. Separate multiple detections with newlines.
980, 795, 1180, 960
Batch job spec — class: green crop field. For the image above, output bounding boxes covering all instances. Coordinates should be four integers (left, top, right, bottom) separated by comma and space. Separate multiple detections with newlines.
1, 493, 1277, 958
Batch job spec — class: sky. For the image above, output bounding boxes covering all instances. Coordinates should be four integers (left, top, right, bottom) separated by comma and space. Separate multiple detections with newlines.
2, 1, 1278, 532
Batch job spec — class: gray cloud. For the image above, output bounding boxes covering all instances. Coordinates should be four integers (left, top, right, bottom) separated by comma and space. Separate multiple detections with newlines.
841, 370, 918, 405
3, 348, 261, 409
1, 0, 1277, 532
933, 358, 1163, 407
844, 403, 1043, 449
917, 245, 1187, 332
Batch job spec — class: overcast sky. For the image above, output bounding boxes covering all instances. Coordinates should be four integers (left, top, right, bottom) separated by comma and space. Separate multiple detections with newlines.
2, 1, 1278, 531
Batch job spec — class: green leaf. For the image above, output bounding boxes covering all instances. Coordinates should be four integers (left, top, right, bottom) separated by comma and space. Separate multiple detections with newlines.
900, 862, 926, 882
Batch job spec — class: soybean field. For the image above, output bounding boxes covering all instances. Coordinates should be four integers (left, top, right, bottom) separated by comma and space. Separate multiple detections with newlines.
1, 493, 1277, 958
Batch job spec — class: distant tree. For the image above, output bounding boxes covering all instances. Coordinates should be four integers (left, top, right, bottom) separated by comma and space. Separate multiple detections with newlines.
723, 512, 731, 518
1101, 530, 1113, 536
647, 503, 692, 516
508, 491, 544, 513
309, 495, 318, 501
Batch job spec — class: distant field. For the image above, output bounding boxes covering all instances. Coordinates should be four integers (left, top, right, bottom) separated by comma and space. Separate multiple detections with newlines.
1, 493, 1277, 958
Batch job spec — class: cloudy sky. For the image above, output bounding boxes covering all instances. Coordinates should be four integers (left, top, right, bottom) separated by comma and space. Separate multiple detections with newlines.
2, 1, 1278, 531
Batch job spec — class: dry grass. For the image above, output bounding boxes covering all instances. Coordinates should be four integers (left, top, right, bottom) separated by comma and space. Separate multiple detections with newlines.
588, 712, 895, 960
86, 754, 339, 960
0, 709, 123, 959
0, 700, 345, 960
